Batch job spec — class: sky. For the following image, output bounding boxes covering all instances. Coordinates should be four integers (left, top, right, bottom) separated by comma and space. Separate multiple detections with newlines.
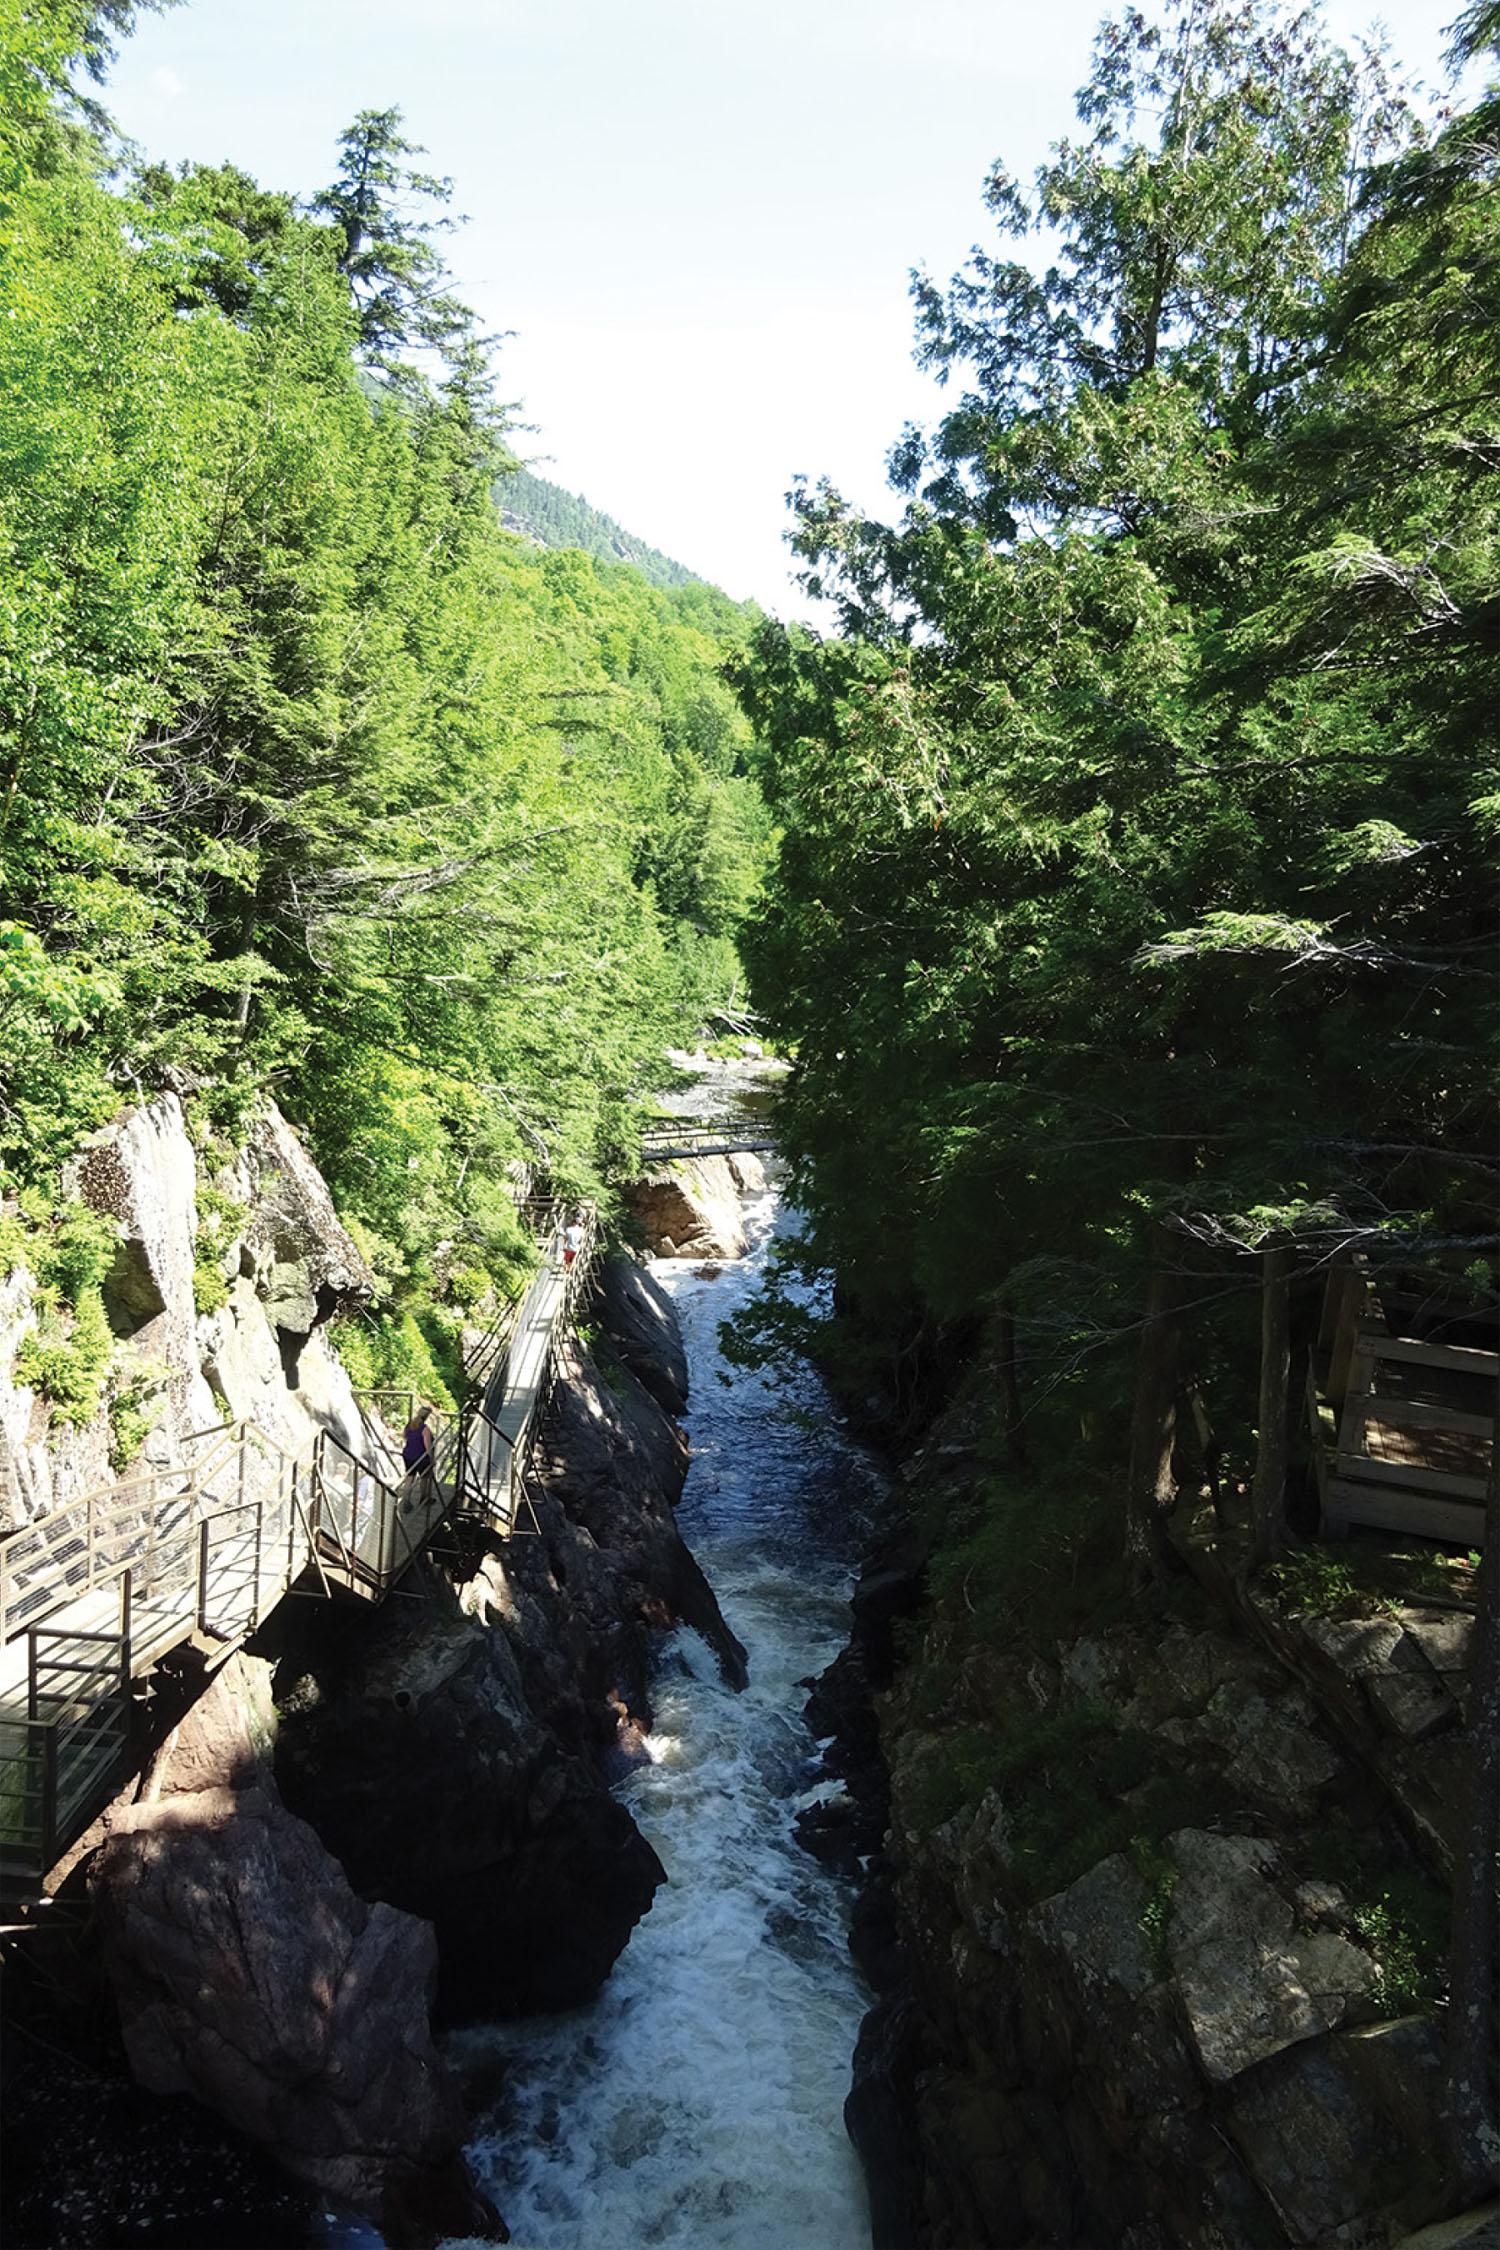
105, 0, 1471, 615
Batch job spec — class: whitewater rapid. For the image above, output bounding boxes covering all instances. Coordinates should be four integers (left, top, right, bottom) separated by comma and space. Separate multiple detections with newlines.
442, 1185, 880, 2249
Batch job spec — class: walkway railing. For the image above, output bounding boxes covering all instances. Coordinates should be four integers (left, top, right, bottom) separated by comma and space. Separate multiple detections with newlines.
638, 1121, 776, 1162
0, 1207, 597, 1897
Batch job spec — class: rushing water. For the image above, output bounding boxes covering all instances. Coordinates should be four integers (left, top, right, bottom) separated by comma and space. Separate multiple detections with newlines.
442, 1178, 881, 2250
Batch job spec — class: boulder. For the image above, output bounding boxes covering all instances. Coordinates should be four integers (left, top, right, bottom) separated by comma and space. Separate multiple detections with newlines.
90, 1657, 498, 2247
273, 1581, 667, 2026
1223, 2017, 1448, 2244
1195, 1686, 1342, 1818
592, 1251, 690, 1415
844, 1993, 925, 2250
620, 1155, 748, 1260
1165, 1829, 1376, 2083
1033, 1851, 1155, 2002
238, 1107, 374, 1329
539, 1345, 745, 1686
68, 1097, 199, 1373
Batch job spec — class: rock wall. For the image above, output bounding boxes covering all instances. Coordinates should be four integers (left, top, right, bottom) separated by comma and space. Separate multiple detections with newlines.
620, 1150, 765, 1259
271, 1258, 746, 2028
1, 1094, 374, 1532
815, 1515, 1476, 2250
6, 1108, 749, 2245
88, 1657, 497, 2248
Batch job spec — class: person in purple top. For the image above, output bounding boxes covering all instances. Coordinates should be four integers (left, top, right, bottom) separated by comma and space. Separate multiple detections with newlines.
401, 1404, 435, 1499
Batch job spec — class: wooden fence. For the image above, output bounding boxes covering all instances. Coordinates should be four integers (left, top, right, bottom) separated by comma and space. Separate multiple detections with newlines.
1307, 1259, 1495, 1548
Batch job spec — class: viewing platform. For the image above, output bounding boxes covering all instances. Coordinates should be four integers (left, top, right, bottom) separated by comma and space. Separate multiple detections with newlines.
1306, 1258, 1495, 1550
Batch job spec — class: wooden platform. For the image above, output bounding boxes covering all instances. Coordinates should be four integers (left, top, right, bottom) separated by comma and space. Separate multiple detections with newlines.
1307, 1262, 1495, 1549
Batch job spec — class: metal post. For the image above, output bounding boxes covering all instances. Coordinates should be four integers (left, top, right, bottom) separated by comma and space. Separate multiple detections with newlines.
197, 1519, 211, 1634
41, 1723, 58, 1871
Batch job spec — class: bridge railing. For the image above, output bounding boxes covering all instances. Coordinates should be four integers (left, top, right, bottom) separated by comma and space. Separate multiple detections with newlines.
637, 1121, 777, 1161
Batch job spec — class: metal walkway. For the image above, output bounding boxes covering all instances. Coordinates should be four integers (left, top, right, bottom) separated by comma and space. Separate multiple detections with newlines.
638, 1121, 776, 1163
0, 1210, 596, 1900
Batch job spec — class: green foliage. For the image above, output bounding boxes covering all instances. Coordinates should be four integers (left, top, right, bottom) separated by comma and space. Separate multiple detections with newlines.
331, 1310, 455, 1413
736, 0, 1499, 1525
107, 1360, 166, 1472
0, 66, 771, 1364
7, 1198, 119, 1422
1350, 1878, 1449, 2016
1265, 1548, 1362, 1617
1132, 1838, 1178, 1981
191, 1179, 242, 1316
907, 1705, 1113, 1833
1299, 1830, 1450, 2018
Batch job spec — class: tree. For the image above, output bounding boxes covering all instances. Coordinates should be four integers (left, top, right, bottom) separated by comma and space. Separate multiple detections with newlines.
312, 108, 478, 370
737, 0, 1496, 1546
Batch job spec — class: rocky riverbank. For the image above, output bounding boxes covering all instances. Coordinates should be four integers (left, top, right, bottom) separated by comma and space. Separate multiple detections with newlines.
799, 1392, 1494, 2250
2, 1099, 746, 2247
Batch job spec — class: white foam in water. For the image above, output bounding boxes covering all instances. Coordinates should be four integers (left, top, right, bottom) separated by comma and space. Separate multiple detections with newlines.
443, 1188, 879, 2250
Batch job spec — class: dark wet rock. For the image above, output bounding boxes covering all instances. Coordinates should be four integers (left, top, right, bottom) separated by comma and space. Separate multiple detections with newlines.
273, 1571, 665, 2027
1222, 2018, 1448, 2244
275, 1581, 665, 2026
848, 1869, 908, 1994
274, 1334, 742, 2035
593, 1250, 690, 1415
850, 1521, 930, 1690
793, 1790, 871, 1878
845, 1993, 924, 2250
89, 1659, 498, 2249
539, 1343, 745, 1687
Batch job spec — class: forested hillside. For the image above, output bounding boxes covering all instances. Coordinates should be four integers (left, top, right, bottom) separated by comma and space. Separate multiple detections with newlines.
737, 0, 1498, 1556
497, 467, 703, 591
733, 6, 1499, 2186
0, 3, 770, 1398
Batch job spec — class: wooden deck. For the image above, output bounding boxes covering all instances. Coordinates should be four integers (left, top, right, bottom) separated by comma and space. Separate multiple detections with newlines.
1306, 1260, 1495, 1549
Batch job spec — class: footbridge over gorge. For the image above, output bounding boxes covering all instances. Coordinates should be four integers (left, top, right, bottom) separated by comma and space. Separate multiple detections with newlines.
638, 1121, 778, 1164
0, 1208, 598, 1908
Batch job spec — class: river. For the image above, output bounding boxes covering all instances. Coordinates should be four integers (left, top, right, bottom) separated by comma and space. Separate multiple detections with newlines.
442, 1172, 880, 2250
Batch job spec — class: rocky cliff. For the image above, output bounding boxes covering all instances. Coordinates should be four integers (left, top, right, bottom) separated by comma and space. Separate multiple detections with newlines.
1, 1094, 374, 1534
621, 1149, 766, 1259
2, 1105, 745, 2248
807, 1438, 1489, 2250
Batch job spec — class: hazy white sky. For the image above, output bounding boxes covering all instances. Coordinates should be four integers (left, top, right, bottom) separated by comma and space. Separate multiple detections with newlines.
106, 0, 1469, 614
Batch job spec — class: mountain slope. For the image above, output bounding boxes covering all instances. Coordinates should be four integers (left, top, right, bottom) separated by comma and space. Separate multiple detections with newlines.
496, 466, 701, 590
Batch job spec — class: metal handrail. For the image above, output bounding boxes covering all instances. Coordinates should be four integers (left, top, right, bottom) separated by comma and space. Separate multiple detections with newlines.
1, 1208, 605, 1889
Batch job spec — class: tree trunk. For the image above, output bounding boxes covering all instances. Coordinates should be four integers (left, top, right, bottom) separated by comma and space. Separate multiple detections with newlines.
1251, 1241, 1292, 1566
234, 895, 257, 1031
1186, 1378, 1224, 1527
1126, 1239, 1184, 1586
1444, 1383, 1500, 2196
998, 1301, 1026, 1469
